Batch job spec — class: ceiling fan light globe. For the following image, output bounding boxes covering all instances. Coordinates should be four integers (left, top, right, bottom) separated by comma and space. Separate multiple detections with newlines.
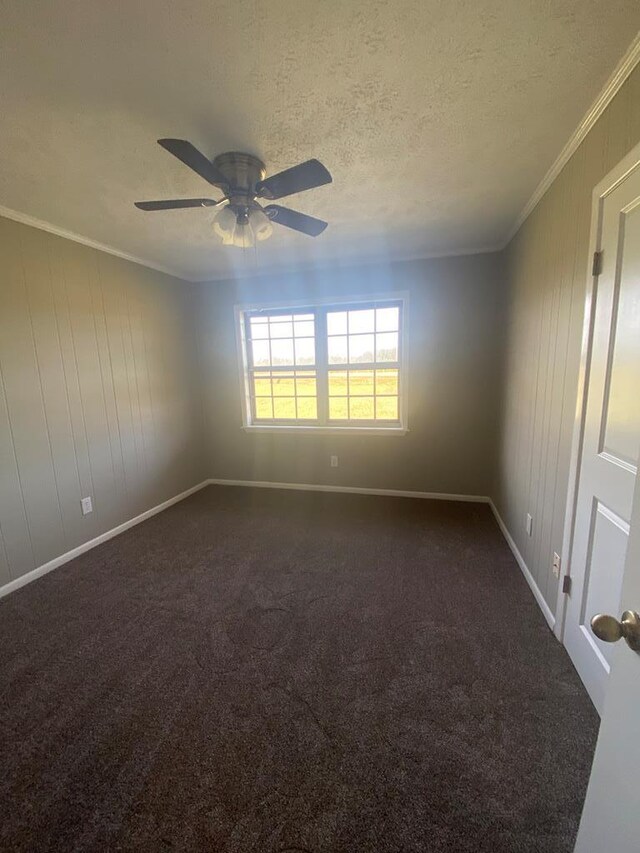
249, 207, 273, 243
212, 205, 237, 244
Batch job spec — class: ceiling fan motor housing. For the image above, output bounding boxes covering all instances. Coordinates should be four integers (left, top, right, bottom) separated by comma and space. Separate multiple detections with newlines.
212, 151, 270, 225
213, 151, 265, 195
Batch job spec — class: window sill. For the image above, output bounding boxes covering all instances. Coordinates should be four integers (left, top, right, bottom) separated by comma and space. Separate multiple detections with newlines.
241, 425, 408, 436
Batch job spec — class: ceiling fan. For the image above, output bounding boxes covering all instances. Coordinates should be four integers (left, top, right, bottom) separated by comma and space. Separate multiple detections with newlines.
135, 139, 332, 247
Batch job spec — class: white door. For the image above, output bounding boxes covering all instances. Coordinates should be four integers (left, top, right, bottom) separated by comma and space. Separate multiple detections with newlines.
573, 467, 640, 852
563, 148, 640, 714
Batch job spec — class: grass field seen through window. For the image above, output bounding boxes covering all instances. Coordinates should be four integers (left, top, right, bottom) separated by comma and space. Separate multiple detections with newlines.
253, 369, 399, 421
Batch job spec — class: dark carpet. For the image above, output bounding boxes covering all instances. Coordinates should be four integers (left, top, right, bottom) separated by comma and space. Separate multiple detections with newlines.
0, 485, 598, 852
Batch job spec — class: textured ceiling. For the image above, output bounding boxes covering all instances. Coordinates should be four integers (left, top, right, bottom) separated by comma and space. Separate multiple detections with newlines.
0, 1, 639, 281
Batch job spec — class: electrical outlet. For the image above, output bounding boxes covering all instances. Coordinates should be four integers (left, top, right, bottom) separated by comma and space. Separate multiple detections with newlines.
330, 455, 339, 468
81, 496, 93, 516
552, 552, 561, 578
526, 513, 533, 536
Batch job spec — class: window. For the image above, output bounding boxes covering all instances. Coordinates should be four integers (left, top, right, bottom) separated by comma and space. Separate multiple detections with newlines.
237, 296, 407, 432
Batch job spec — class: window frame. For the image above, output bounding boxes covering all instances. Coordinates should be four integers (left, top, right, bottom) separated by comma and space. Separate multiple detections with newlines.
235, 292, 409, 435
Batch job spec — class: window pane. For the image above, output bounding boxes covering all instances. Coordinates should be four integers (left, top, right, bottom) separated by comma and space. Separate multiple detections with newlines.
272, 375, 295, 396
270, 339, 294, 365
349, 334, 375, 363
328, 371, 348, 395
327, 311, 347, 335
250, 318, 269, 339
269, 321, 293, 339
297, 398, 317, 420
273, 398, 296, 418
244, 302, 403, 428
376, 397, 399, 420
252, 340, 271, 366
253, 372, 271, 396
349, 397, 374, 419
296, 375, 316, 396
349, 370, 374, 395
376, 306, 399, 332
375, 369, 398, 395
328, 336, 348, 364
295, 337, 315, 365
329, 397, 349, 420
294, 320, 314, 337
348, 309, 374, 333
376, 332, 398, 362
255, 397, 273, 419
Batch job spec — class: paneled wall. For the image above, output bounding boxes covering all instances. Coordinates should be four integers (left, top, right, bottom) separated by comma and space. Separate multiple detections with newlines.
495, 64, 640, 614
0, 217, 204, 587
197, 253, 506, 497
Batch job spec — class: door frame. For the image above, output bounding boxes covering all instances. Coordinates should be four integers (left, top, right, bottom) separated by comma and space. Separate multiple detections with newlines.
555, 139, 640, 644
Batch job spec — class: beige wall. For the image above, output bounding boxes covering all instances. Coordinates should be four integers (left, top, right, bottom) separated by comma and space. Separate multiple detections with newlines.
0, 217, 204, 586
495, 65, 640, 612
8, 55, 637, 604
197, 253, 506, 496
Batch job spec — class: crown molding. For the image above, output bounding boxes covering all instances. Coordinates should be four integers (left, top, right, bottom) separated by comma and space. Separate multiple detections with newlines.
0, 201, 501, 283
3, 31, 639, 275
505, 30, 640, 245
0, 204, 186, 280
190, 242, 505, 283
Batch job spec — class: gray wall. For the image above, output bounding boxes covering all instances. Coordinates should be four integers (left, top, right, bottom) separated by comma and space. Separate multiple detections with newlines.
0, 217, 204, 587
495, 64, 640, 612
197, 253, 506, 496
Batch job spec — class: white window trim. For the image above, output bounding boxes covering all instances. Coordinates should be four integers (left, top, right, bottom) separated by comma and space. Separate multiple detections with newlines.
234, 291, 410, 435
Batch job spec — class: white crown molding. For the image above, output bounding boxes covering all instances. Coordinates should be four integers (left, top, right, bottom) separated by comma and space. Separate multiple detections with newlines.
505, 30, 640, 245
190, 242, 505, 283
3, 32, 639, 274
0, 204, 186, 280
0, 198, 502, 282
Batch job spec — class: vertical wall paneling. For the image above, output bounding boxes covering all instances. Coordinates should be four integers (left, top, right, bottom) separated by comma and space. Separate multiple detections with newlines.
0, 216, 203, 584
0, 220, 64, 567
496, 64, 640, 614
0, 359, 35, 578
19, 226, 82, 550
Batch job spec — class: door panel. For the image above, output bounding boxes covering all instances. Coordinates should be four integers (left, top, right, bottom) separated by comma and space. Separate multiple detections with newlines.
564, 160, 640, 714
582, 501, 628, 668
599, 209, 640, 468
573, 465, 640, 852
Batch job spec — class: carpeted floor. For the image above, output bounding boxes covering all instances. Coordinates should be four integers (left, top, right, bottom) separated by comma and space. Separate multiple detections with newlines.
0, 485, 599, 852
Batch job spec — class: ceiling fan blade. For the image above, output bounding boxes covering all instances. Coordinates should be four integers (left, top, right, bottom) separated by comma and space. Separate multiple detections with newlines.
157, 139, 228, 188
257, 159, 332, 200
135, 198, 219, 211
264, 205, 328, 237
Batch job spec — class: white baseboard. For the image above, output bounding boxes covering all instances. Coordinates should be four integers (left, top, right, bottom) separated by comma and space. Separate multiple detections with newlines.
1, 477, 557, 638
207, 478, 490, 503
0, 481, 209, 600
206, 481, 555, 630
207, 481, 557, 630
488, 499, 556, 631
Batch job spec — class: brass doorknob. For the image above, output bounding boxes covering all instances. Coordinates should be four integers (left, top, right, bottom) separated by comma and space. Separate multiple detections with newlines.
591, 610, 640, 652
